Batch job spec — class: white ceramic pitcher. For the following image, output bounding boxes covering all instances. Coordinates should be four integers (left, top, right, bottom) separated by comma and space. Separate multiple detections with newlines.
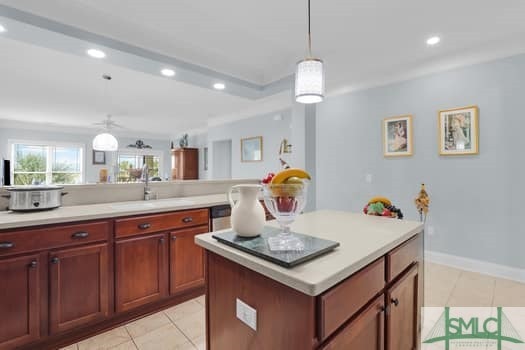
228, 184, 265, 237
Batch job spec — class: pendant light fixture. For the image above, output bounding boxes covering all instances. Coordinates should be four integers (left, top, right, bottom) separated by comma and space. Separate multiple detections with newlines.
93, 75, 119, 151
295, 0, 325, 104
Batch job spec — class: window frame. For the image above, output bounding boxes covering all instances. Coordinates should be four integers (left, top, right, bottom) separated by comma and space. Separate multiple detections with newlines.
116, 148, 164, 181
9, 139, 85, 185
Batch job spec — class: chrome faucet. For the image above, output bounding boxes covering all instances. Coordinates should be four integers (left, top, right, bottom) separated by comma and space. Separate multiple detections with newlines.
142, 163, 152, 201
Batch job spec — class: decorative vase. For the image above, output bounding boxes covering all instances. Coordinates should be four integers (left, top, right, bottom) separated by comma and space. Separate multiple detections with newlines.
228, 184, 265, 237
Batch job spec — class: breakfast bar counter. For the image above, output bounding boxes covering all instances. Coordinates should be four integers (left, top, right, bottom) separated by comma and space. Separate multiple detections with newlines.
195, 211, 424, 350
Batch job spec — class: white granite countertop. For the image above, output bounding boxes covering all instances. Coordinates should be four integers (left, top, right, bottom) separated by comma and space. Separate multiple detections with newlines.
195, 210, 423, 296
0, 194, 231, 230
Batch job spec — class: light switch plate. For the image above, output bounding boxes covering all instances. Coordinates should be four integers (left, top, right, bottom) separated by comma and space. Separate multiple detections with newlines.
365, 174, 373, 183
236, 298, 257, 331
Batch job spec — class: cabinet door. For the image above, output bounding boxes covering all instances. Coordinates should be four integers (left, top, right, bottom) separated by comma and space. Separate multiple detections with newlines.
49, 243, 109, 334
0, 254, 40, 350
386, 264, 419, 350
322, 295, 385, 350
116, 233, 168, 312
170, 225, 208, 294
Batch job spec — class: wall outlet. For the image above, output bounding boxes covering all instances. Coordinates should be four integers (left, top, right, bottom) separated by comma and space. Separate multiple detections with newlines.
427, 226, 435, 236
365, 174, 373, 184
236, 298, 257, 331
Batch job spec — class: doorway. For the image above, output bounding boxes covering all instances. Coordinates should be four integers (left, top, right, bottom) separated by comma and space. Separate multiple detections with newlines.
212, 139, 232, 179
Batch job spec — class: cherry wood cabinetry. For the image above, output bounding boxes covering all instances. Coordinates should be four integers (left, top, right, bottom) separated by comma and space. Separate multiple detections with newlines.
169, 225, 208, 295
49, 243, 109, 334
115, 233, 169, 312
0, 254, 40, 350
321, 295, 385, 350
0, 207, 209, 349
205, 232, 423, 350
386, 265, 419, 350
171, 148, 199, 180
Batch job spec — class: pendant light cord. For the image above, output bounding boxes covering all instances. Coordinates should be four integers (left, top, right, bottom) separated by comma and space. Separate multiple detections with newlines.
307, 0, 312, 57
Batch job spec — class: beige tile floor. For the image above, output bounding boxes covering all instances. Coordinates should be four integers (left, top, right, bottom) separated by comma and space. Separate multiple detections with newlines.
62, 262, 525, 350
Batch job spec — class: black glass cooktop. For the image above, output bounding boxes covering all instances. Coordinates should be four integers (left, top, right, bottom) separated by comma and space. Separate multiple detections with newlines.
212, 226, 340, 268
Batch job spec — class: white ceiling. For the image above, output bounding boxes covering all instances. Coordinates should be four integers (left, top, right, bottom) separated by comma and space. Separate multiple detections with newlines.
3, 0, 525, 85
0, 38, 290, 137
1, 0, 525, 136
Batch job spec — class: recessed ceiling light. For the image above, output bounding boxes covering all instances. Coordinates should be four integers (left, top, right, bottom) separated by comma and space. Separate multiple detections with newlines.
0, 24, 6, 33
161, 68, 176, 77
213, 83, 225, 90
87, 49, 106, 59
426, 36, 441, 46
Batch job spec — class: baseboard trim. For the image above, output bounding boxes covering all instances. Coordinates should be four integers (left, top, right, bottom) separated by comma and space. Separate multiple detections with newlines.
425, 250, 525, 283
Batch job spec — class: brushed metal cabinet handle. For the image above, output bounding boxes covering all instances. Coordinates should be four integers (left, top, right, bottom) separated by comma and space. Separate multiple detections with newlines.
159, 237, 165, 244
182, 217, 193, 223
0, 241, 14, 249
29, 260, 37, 268
50, 257, 60, 264
71, 231, 89, 239
391, 298, 399, 307
138, 223, 151, 230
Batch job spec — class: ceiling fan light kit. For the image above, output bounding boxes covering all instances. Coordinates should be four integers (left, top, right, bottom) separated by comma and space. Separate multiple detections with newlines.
295, 0, 325, 104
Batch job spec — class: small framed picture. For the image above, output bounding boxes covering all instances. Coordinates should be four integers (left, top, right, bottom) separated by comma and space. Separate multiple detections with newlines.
93, 150, 106, 165
438, 106, 479, 155
241, 136, 263, 162
383, 115, 413, 157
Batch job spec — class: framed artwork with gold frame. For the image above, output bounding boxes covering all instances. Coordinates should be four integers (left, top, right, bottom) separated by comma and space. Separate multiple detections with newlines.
383, 115, 413, 157
241, 136, 263, 162
438, 105, 479, 156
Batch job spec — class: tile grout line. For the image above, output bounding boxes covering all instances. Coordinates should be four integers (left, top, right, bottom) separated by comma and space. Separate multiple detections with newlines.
444, 270, 463, 306
123, 325, 140, 350
164, 308, 197, 348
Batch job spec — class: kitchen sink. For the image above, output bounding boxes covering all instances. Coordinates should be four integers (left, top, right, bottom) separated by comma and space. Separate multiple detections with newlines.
110, 198, 194, 211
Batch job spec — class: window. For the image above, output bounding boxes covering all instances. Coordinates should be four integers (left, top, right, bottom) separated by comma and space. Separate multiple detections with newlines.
117, 150, 162, 182
10, 141, 84, 185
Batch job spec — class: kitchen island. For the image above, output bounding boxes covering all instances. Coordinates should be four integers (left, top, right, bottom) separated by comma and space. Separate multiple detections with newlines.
196, 210, 424, 350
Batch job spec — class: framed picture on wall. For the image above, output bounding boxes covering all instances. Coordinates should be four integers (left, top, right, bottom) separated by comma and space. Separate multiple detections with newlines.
241, 136, 263, 162
92, 150, 106, 165
438, 105, 479, 155
383, 115, 413, 157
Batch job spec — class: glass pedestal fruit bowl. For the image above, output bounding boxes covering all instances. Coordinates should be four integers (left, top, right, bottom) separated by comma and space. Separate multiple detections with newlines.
262, 182, 308, 251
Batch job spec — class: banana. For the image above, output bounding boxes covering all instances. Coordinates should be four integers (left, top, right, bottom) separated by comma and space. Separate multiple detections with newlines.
270, 168, 311, 184
368, 196, 392, 207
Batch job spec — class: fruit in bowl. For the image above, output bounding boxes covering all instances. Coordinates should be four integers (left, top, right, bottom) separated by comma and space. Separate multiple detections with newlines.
363, 196, 404, 219
261, 168, 311, 251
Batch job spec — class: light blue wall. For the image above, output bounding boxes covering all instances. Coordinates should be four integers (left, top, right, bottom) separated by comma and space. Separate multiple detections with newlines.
0, 125, 172, 183
316, 54, 525, 269
207, 109, 292, 179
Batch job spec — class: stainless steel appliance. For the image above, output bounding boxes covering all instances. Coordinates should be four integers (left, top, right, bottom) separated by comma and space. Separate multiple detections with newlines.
210, 205, 231, 231
3, 185, 67, 211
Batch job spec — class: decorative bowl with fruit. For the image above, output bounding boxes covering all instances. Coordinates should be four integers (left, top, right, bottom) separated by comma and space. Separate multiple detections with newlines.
363, 196, 404, 219
261, 168, 311, 251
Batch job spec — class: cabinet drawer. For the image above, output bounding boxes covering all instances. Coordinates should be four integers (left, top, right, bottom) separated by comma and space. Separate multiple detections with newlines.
386, 234, 421, 282
0, 221, 110, 257
115, 209, 209, 238
319, 257, 385, 340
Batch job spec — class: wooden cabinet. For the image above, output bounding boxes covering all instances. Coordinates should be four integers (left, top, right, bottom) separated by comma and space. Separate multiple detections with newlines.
0, 254, 40, 350
49, 243, 109, 334
322, 295, 385, 350
115, 233, 168, 312
169, 225, 208, 294
171, 148, 198, 180
386, 264, 419, 350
